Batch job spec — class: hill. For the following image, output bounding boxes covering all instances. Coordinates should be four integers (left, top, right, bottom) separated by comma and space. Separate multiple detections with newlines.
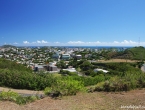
126, 46, 145, 60
110, 46, 145, 60
1, 45, 16, 48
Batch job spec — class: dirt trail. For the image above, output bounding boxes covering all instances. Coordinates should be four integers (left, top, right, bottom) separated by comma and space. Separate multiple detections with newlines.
0, 87, 44, 95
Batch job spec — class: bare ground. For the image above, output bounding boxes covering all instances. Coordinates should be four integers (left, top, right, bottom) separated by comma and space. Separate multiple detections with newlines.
98, 59, 138, 63
0, 87, 145, 110
0, 87, 44, 95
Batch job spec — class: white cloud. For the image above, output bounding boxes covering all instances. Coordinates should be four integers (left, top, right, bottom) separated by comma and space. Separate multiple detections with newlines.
36, 40, 48, 44
37, 40, 41, 43
41, 40, 48, 43
86, 41, 101, 44
68, 41, 85, 44
113, 41, 119, 43
20, 40, 145, 46
13, 42, 18, 44
66, 40, 141, 46
23, 41, 29, 44
54, 42, 60, 44
121, 40, 137, 44
23, 40, 49, 45
67, 41, 101, 45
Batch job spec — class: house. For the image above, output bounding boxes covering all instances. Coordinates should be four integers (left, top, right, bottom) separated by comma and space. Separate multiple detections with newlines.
0, 55, 3, 58
75, 55, 82, 60
94, 69, 109, 73
63, 68, 77, 72
49, 62, 57, 65
62, 66, 77, 72
61, 54, 70, 60
34, 65, 45, 71
48, 65, 58, 71
44, 62, 58, 72
52, 53, 60, 59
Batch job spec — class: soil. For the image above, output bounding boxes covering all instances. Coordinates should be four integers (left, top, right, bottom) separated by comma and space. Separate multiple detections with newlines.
98, 59, 138, 63
0, 87, 145, 110
0, 87, 44, 95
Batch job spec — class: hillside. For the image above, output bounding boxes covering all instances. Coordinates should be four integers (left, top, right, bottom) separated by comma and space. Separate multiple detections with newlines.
111, 46, 145, 60
1, 45, 16, 48
0, 88, 145, 110
126, 46, 145, 60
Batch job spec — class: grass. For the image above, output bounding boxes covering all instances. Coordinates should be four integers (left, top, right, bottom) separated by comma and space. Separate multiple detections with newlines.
0, 90, 40, 105
0, 89, 145, 110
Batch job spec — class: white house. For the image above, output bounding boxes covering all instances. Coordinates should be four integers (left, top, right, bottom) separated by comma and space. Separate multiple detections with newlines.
63, 68, 77, 72
94, 69, 109, 73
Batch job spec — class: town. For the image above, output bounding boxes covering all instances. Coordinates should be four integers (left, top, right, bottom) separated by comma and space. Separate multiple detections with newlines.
0, 45, 125, 74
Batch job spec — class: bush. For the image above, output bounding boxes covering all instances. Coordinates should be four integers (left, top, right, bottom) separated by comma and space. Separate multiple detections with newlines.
44, 78, 86, 97
0, 90, 40, 105
0, 69, 57, 90
90, 76, 139, 92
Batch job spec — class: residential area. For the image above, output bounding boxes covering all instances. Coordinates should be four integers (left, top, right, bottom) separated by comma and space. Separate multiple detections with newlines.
0, 45, 124, 75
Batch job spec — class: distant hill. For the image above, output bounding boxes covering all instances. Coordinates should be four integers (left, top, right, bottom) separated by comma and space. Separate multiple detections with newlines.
107, 46, 145, 60
125, 46, 145, 60
1, 45, 16, 48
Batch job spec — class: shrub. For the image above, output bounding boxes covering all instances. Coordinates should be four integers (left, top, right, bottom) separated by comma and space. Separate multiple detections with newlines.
44, 78, 86, 97
0, 69, 57, 90
0, 90, 40, 105
0, 90, 19, 101
94, 82, 105, 91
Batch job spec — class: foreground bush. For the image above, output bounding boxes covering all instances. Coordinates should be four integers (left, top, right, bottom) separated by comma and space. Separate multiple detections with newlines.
0, 90, 40, 105
44, 78, 86, 97
88, 72, 145, 92
0, 69, 57, 90
63, 74, 108, 87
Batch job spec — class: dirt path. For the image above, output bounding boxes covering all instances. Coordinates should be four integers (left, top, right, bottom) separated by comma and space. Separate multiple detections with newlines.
0, 87, 44, 95
0, 87, 145, 110
99, 59, 138, 63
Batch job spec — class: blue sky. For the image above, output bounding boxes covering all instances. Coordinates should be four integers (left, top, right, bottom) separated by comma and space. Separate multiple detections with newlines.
0, 0, 145, 46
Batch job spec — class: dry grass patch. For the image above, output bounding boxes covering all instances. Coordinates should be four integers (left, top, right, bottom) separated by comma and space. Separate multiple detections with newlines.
99, 59, 139, 63
1, 88, 145, 110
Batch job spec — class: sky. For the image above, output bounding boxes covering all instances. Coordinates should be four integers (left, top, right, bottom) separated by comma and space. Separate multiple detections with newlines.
0, 0, 145, 46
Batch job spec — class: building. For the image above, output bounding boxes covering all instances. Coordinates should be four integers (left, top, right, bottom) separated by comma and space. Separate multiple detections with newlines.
48, 65, 58, 71
75, 55, 82, 60
52, 53, 60, 59
63, 68, 77, 72
34, 65, 45, 71
61, 54, 70, 60
94, 69, 109, 73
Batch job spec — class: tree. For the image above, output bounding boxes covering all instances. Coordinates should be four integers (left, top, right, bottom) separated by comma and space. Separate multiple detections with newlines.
56, 60, 66, 69
80, 60, 92, 71
68, 59, 78, 68
137, 61, 144, 69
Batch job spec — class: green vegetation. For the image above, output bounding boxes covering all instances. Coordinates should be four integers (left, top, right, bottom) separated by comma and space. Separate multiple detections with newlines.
105, 46, 145, 60
0, 58, 57, 90
1, 45, 16, 48
89, 46, 145, 61
0, 58, 32, 72
0, 90, 40, 105
88, 62, 145, 92
0, 56, 145, 99
44, 78, 85, 97
126, 46, 145, 60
